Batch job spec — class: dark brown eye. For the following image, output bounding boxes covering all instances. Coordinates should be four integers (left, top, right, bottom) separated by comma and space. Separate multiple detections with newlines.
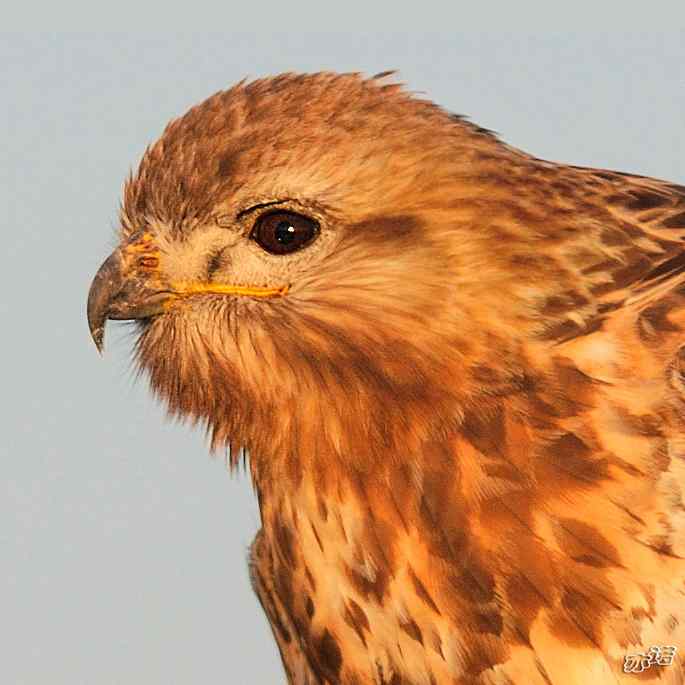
251, 211, 319, 255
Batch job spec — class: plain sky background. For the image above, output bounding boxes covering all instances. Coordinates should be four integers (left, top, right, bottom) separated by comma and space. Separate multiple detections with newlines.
2, 18, 685, 685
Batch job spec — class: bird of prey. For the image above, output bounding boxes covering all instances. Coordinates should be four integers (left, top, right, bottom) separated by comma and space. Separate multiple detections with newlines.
87, 72, 685, 685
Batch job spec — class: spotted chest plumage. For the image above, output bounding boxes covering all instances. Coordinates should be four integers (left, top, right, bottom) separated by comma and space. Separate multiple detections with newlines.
250, 321, 685, 685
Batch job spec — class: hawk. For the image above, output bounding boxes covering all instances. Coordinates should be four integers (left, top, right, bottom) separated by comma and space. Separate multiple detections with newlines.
87, 72, 685, 684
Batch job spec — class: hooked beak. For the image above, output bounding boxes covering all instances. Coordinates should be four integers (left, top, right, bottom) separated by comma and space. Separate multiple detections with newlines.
87, 248, 172, 354
87, 240, 290, 354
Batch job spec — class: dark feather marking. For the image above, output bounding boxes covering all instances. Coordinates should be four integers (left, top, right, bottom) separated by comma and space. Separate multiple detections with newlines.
635, 536, 683, 559
317, 497, 328, 522
304, 565, 317, 592
555, 518, 623, 569
310, 521, 324, 553
430, 631, 446, 661
336, 512, 349, 544
274, 564, 294, 610
474, 610, 504, 636
639, 298, 683, 345
584, 258, 624, 276
535, 657, 554, 685
448, 111, 499, 137
663, 210, 685, 228
268, 608, 293, 646
388, 486, 411, 534
343, 599, 370, 647
541, 292, 589, 316
275, 521, 295, 565
461, 405, 506, 457
505, 568, 552, 641
461, 637, 506, 677
640, 250, 685, 285
248, 536, 293, 646
666, 614, 679, 634
206, 247, 225, 278
419, 453, 470, 562
600, 226, 632, 247
315, 630, 342, 679
539, 432, 610, 485
609, 497, 647, 527
346, 214, 424, 246
624, 190, 675, 211
399, 618, 423, 645
372, 69, 397, 80
451, 562, 496, 604
554, 587, 616, 649
345, 564, 389, 604
615, 407, 665, 438
407, 566, 441, 615
482, 461, 526, 482
613, 255, 658, 290
539, 318, 586, 343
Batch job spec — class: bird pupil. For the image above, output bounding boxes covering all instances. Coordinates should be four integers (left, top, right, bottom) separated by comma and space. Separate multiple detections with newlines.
275, 221, 296, 244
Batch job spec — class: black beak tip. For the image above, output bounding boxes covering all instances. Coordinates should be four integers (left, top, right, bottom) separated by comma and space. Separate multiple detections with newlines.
87, 289, 108, 354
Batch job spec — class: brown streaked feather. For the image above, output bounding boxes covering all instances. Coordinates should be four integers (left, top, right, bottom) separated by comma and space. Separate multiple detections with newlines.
250, 531, 324, 685
109, 73, 685, 684
517, 165, 685, 345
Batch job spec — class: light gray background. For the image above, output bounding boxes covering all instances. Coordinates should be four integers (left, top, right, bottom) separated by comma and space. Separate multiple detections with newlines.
3, 24, 684, 685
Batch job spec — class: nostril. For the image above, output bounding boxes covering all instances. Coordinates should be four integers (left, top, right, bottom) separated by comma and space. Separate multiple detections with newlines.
138, 256, 159, 269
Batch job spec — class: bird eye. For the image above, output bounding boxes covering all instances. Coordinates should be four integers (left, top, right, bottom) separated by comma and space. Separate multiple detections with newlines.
250, 211, 319, 255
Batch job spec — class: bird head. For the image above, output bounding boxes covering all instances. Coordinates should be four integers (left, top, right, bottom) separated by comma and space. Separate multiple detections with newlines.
87, 72, 547, 479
